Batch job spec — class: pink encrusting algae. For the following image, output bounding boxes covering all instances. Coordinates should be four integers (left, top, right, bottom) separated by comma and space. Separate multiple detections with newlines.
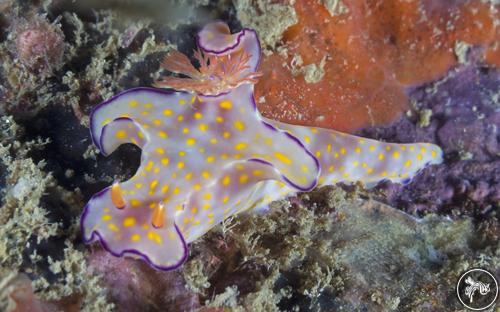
81, 21, 443, 270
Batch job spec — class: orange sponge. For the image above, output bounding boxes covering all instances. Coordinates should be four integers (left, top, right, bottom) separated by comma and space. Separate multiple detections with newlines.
255, 0, 499, 132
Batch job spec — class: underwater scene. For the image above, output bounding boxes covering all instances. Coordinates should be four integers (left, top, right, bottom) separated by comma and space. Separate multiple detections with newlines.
0, 0, 498, 311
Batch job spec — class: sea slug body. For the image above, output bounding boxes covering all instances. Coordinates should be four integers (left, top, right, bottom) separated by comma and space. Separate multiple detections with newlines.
81, 21, 443, 270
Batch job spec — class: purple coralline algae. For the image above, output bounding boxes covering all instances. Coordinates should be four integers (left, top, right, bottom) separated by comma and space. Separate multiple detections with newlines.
358, 65, 499, 217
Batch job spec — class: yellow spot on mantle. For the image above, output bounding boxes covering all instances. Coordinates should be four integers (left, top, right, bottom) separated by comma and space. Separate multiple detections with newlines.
123, 217, 136, 227
155, 147, 165, 155
239, 175, 249, 184
161, 158, 170, 166
234, 143, 247, 150
253, 170, 263, 177
108, 223, 119, 232
130, 199, 142, 208
220, 100, 232, 109
147, 231, 162, 244
274, 152, 292, 165
158, 131, 168, 138
234, 120, 245, 131
116, 130, 127, 139
102, 215, 112, 221
161, 184, 170, 193
150, 180, 158, 190
199, 123, 208, 132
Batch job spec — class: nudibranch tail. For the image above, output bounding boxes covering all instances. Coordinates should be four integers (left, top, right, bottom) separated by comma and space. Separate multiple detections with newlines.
265, 118, 443, 187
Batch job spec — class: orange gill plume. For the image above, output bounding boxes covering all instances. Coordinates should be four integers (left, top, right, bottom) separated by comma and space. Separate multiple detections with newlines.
154, 48, 262, 95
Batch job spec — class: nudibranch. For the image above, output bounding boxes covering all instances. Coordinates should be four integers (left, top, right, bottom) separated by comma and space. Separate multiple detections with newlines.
81, 21, 443, 270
